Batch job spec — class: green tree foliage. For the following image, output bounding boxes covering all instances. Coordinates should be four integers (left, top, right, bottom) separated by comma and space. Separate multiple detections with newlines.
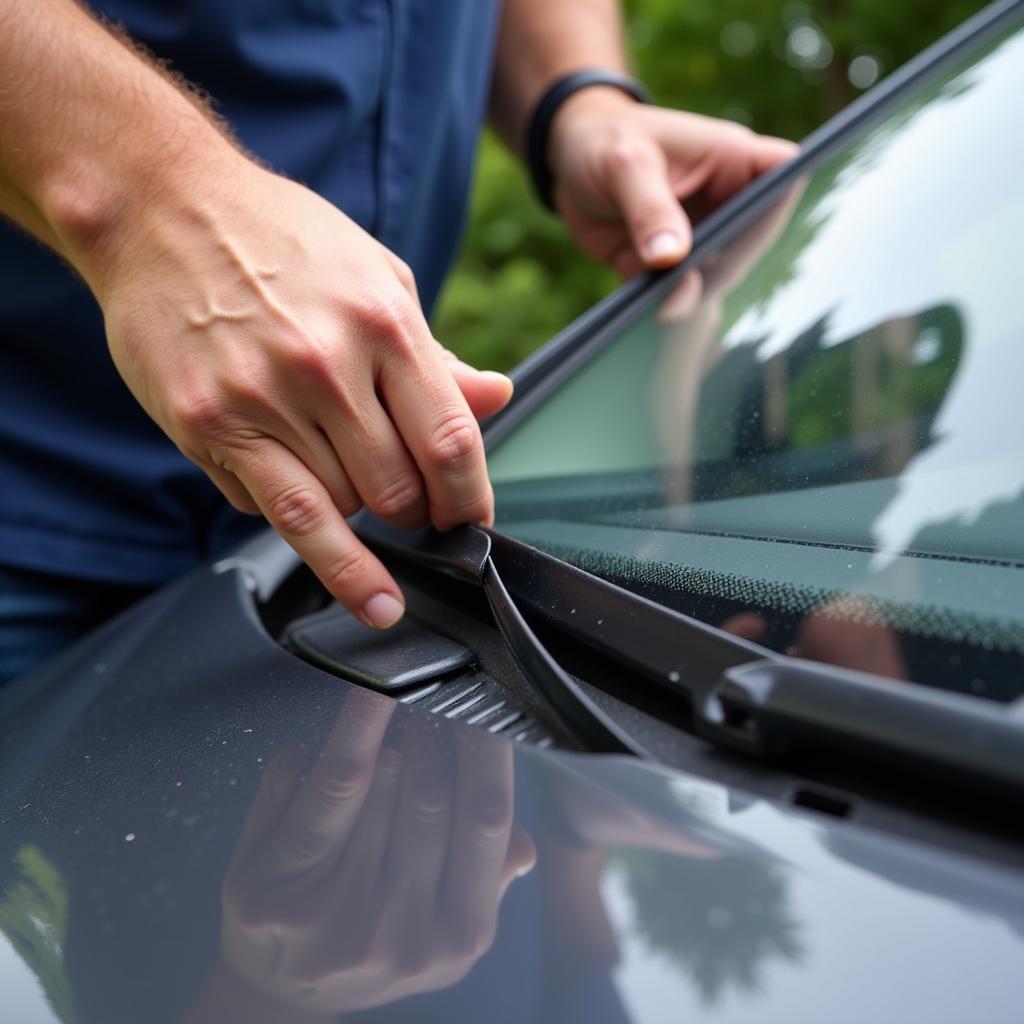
0, 845, 75, 1022
434, 0, 987, 371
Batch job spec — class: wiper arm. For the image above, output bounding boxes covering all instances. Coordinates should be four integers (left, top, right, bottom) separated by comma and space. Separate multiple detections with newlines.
482, 558, 651, 758
356, 519, 653, 757
358, 520, 1024, 796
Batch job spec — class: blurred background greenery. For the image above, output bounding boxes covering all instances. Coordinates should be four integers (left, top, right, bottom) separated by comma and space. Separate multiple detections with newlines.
434, 0, 987, 372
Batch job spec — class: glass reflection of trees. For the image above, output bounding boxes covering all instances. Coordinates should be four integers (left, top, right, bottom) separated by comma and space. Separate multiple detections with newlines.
684, 303, 965, 502
615, 848, 803, 1006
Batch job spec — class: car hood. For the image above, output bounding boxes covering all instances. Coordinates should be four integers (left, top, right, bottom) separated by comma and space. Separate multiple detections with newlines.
1, 549, 1022, 1024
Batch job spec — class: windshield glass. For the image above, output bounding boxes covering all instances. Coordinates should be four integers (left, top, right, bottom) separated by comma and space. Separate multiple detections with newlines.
488, 13, 1024, 702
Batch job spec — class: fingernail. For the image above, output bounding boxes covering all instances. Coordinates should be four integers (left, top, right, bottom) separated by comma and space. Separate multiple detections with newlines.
362, 593, 405, 630
644, 231, 684, 263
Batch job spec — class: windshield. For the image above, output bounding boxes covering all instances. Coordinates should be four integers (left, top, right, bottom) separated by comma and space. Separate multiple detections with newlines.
488, 12, 1024, 703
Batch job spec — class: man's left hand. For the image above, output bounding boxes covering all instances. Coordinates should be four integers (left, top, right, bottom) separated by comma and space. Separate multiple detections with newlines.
548, 87, 797, 277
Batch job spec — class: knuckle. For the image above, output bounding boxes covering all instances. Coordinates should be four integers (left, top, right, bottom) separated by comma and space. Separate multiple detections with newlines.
410, 772, 449, 825
322, 547, 369, 592
287, 826, 330, 866
268, 484, 328, 538
392, 257, 416, 292
605, 136, 653, 174
313, 755, 372, 807
281, 332, 333, 379
225, 367, 272, 408
336, 492, 364, 519
358, 294, 419, 352
470, 787, 513, 842
367, 474, 423, 519
172, 386, 230, 439
426, 413, 481, 471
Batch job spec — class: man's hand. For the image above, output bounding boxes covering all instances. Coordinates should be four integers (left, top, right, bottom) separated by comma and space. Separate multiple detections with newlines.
95, 154, 511, 629
215, 692, 533, 1017
0, 0, 514, 630
549, 88, 797, 277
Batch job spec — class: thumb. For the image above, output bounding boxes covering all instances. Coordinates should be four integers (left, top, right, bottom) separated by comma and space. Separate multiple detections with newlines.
442, 350, 515, 419
605, 138, 692, 268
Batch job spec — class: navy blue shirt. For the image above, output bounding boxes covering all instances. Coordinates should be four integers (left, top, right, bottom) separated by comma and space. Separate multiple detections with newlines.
0, 0, 500, 585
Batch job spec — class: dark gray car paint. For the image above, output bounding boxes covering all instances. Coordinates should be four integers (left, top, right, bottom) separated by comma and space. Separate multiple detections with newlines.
1, 538, 1022, 1023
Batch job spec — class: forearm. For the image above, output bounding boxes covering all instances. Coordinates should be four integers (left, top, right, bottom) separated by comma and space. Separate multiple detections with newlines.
489, 0, 629, 155
0, 0, 238, 295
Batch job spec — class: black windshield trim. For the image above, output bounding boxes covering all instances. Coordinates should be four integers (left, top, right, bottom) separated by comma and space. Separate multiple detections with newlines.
357, 519, 1024, 795
483, 0, 1024, 449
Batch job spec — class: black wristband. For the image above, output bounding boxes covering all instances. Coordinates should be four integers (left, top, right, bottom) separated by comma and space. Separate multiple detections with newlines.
526, 69, 651, 212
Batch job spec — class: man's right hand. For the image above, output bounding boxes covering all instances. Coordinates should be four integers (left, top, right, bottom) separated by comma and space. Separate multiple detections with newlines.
91, 156, 511, 629
0, 1, 512, 629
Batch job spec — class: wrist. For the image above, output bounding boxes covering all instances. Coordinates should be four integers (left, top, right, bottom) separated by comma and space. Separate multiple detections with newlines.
39, 104, 242, 299
525, 71, 649, 211
549, 85, 636, 158
548, 85, 638, 182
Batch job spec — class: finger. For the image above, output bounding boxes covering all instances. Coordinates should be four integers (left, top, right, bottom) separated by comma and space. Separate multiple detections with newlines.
385, 726, 454, 920
270, 689, 396, 877
749, 135, 800, 174
334, 746, 404, 888
604, 137, 693, 268
201, 460, 262, 515
720, 612, 768, 644
314, 389, 430, 529
498, 824, 536, 898
233, 745, 304, 861
379, 348, 494, 531
657, 269, 704, 325
286, 422, 364, 519
229, 441, 406, 629
701, 178, 806, 297
445, 358, 514, 420
306, 745, 405, 978
229, 407, 365, 521
672, 127, 797, 219
792, 598, 908, 681
442, 733, 514, 950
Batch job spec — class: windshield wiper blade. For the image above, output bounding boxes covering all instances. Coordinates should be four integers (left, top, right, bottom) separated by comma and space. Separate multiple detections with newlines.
358, 519, 1024, 795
